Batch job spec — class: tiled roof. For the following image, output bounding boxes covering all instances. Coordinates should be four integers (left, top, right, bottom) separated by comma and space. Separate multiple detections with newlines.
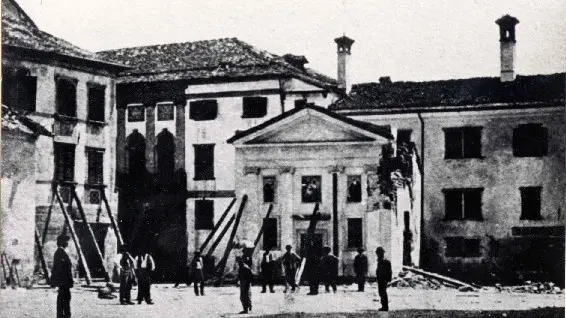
1, 105, 52, 137
2, 0, 126, 68
96, 38, 338, 89
330, 73, 566, 113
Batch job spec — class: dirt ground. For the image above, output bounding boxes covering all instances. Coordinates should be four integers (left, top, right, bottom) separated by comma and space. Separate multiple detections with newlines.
0, 283, 563, 318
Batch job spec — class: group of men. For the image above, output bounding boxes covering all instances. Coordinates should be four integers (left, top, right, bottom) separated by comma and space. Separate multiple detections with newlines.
117, 245, 156, 305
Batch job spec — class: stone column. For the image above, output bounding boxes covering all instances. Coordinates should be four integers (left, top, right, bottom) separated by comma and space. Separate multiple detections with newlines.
279, 166, 295, 250
145, 103, 156, 174
174, 103, 186, 172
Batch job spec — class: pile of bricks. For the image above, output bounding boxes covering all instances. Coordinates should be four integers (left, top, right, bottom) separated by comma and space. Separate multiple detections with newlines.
388, 270, 462, 290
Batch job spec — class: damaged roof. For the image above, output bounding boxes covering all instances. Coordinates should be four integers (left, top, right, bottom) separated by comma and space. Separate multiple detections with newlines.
330, 73, 566, 113
2, 0, 127, 69
96, 38, 338, 89
2, 105, 52, 137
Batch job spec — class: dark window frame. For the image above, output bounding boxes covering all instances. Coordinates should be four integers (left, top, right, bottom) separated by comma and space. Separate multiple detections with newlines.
55, 76, 78, 118
445, 237, 481, 257
242, 96, 268, 118
443, 188, 484, 221
195, 199, 214, 230
347, 218, 363, 248
513, 124, 548, 157
444, 127, 483, 159
2, 68, 37, 113
263, 176, 276, 203
346, 175, 362, 203
520, 186, 542, 220
301, 175, 322, 203
54, 142, 76, 182
157, 103, 175, 121
189, 100, 218, 121
262, 217, 278, 249
193, 144, 215, 181
86, 147, 105, 185
127, 105, 146, 122
87, 84, 106, 122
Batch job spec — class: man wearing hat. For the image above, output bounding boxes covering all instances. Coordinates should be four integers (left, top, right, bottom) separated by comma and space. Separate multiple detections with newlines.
190, 250, 205, 296
119, 245, 136, 305
319, 246, 338, 293
237, 256, 253, 314
260, 246, 275, 293
375, 246, 392, 311
353, 247, 368, 292
281, 244, 301, 293
51, 234, 73, 318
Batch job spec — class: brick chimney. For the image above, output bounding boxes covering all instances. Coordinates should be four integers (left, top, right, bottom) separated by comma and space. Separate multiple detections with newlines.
334, 35, 355, 93
496, 15, 519, 82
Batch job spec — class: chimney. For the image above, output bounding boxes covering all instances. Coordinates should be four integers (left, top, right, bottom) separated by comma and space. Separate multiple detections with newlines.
496, 14, 519, 82
334, 35, 355, 93
283, 54, 309, 71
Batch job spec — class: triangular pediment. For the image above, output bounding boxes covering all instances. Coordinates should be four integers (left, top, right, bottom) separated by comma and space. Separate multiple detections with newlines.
229, 106, 391, 145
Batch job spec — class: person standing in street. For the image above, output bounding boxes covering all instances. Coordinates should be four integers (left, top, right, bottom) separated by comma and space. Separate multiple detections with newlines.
375, 247, 392, 311
135, 251, 155, 305
306, 245, 321, 295
260, 247, 275, 293
119, 245, 136, 305
51, 234, 73, 318
281, 245, 301, 293
353, 247, 368, 292
319, 246, 338, 293
190, 250, 205, 296
237, 256, 253, 314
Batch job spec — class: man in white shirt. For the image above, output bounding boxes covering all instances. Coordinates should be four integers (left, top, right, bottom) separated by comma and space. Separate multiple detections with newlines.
135, 251, 155, 304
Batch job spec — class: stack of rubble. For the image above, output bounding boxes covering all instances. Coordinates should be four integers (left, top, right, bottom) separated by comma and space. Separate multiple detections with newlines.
495, 281, 562, 294
389, 270, 462, 290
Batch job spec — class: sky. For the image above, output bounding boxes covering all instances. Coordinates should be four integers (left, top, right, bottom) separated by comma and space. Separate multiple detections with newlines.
15, 0, 566, 83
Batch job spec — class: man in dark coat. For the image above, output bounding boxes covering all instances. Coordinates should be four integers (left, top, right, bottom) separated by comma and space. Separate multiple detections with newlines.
190, 250, 205, 296
319, 246, 338, 293
306, 245, 321, 295
237, 256, 253, 314
260, 247, 275, 293
119, 245, 136, 305
375, 246, 392, 311
135, 251, 155, 304
281, 245, 301, 293
51, 234, 73, 318
353, 247, 368, 292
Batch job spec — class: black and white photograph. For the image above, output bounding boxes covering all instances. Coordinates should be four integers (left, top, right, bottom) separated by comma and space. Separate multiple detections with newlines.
0, 0, 564, 317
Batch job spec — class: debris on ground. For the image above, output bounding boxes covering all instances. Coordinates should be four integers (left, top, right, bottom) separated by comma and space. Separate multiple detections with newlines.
390, 266, 478, 291
494, 281, 563, 294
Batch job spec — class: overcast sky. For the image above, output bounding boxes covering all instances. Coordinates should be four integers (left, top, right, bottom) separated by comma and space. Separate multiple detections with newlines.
16, 0, 566, 83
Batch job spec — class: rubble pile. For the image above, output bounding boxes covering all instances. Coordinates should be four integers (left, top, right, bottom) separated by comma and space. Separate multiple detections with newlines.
389, 270, 462, 290
494, 281, 562, 294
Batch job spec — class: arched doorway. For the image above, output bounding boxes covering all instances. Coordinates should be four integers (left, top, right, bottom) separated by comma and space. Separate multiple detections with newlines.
155, 128, 175, 182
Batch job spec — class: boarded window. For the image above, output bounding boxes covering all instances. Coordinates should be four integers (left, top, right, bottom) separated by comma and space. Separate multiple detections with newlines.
443, 188, 483, 221
193, 144, 215, 180
195, 200, 214, 230
56, 78, 77, 117
513, 124, 548, 157
520, 187, 542, 220
347, 175, 362, 203
347, 218, 363, 248
87, 85, 105, 122
397, 129, 412, 152
2, 68, 37, 112
445, 237, 481, 257
263, 176, 276, 203
301, 176, 321, 203
157, 103, 175, 121
294, 99, 307, 108
444, 127, 482, 159
189, 100, 218, 121
127, 106, 145, 122
263, 218, 278, 249
242, 96, 268, 118
86, 148, 104, 185
54, 143, 76, 182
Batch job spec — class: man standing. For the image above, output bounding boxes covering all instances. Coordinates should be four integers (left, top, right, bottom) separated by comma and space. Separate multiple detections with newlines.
260, 247, 275, 293
353, 247, 368, 292
135, 251, 155, 305
375, 247, 392, 311
119, 245, 136, 305
281, 245, 301, 293
190, 250, 205, 296
319, 246, 338, 293
237, 256, 253, 314
51, 234, 73, 318
306, 245, 321, 295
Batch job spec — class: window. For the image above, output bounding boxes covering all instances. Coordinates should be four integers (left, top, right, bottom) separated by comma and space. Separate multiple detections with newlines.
443, 188, 483, 221
445, 237, 481, 257
195, 200, 214, 230
87, 188, 101, 205
189, 100, 218, 121
56, 77, 77, 117
2, 68, 37, 112
513, 124, 548, 157
193, 144, 215, 180
87, 85, 105, 122
301, 176, 321, 203
347, 218, 363, 248
86, 148, 104, 185
397, 129, 412, 154
347, 175, 362, 203
156, 129, 175, 177
263, 176, 276, 203
54, 143, 76, 182
444, 127, 482, 159
520, 187, 542, 220
157, 103, 175, 121
242, 96, 268, 118
263, 218, 278, 249
127, 105, 145, 122
294, 99, 307, 109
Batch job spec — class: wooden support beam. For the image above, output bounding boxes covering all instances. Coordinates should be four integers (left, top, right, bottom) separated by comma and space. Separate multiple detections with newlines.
34, 228, 51, 284
205, 214, 236, 259
332, 173, 339, 257
200, 197, 236, 253
214, 195, 248, 281
252, 204, 274, 252
41, 189, 56, 245
296, 203, 319, 284
71, 187, 110, 282
402, 266, 477, 289
101, 189, 124, 248
55, 188, 92, 285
